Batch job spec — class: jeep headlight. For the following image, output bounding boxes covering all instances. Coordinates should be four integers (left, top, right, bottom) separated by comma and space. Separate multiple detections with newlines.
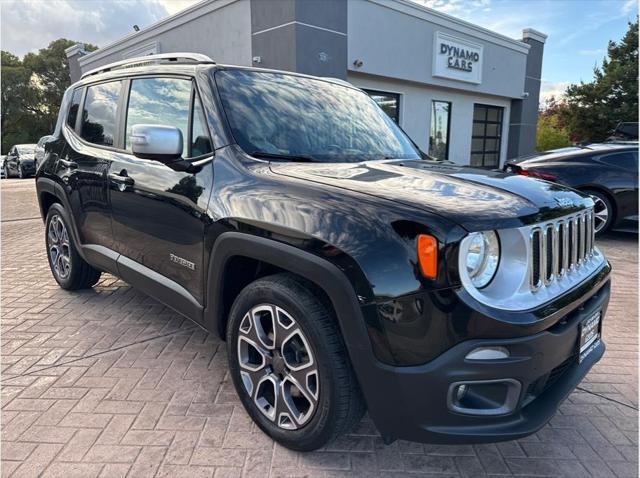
463, 231, 500, 288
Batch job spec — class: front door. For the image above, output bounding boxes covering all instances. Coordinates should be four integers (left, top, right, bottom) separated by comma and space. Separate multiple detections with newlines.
109, 76, 214, 308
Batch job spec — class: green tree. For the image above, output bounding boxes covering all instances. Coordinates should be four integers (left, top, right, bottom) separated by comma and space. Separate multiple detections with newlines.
536, 96, 572, 150
561, 19, 638, 142
1, 39, 97, 154
536, 114, 571, 151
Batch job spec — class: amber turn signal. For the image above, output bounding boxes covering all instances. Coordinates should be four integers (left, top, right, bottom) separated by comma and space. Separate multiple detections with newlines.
417, 234, 438, 279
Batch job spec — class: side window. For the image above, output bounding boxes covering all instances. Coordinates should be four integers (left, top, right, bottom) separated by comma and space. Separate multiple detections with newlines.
598, 152, 638, 170
81, 81, 123, 146
191, 95, 213, 157
67, 88, 83, 129
125, 77, 192, 157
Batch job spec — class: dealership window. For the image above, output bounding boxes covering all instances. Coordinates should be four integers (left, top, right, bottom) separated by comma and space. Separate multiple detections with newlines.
80, 81, 123, 147
429, 101, 451, 160
471, 104, 504, 168
364, 90, 400, 124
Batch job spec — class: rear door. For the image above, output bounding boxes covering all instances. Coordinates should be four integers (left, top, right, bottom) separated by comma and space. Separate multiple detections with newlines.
58, 81, 121, 261
108, 75, 214, 311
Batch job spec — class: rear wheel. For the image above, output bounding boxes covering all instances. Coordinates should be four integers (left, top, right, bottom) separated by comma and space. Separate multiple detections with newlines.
226, 273, 365, 451
584, 189, 613, 234
45, 203, 101, 289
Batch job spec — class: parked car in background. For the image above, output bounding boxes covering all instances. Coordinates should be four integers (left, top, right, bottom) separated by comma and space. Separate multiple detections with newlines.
607, 122, 638, 142
4, 144, 38, 178
504, 143, 638, 234
0, 155, 6, 178
35, 135, 55, 171
37, 54, 610, 451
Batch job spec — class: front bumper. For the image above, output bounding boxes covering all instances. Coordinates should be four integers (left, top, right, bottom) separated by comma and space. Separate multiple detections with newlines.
360, 271, 610, 444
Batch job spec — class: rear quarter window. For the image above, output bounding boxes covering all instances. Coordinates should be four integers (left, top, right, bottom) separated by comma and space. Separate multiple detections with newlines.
67, 88, 83, 130
597, 151, 638, 170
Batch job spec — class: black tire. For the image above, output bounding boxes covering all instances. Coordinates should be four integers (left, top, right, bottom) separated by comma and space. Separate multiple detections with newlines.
45, 203, 101, 290
227, 272, 365, 451
583, 189, 613, 235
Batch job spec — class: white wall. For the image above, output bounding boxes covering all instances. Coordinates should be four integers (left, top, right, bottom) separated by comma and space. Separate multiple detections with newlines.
347, 0, 528, 100
79, 0, 252, 72
349, 72, 511, 166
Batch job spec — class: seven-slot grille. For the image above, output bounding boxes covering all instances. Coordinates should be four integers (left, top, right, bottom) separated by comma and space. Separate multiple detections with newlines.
530, 209, 595, 291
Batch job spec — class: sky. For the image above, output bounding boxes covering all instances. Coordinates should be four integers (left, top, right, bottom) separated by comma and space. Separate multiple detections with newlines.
1, 0, 637, 102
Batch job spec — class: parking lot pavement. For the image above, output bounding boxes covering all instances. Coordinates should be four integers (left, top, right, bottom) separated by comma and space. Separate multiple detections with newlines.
1, 177, 637, 477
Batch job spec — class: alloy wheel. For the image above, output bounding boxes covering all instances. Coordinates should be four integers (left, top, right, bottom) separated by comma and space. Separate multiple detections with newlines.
590, 195, 609, 233
237, 304, 319, 430
48, 214, 71, 280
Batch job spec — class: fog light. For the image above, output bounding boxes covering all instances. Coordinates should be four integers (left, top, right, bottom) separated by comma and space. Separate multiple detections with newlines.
448, 379, 521, 416
465, 346, 509, 360
456, 384, 468, 401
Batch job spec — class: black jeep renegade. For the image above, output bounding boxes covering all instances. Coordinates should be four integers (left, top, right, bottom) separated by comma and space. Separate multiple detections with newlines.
36, 54, 610, 451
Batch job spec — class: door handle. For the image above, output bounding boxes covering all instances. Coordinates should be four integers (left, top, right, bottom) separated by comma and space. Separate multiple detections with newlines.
59, 158, 78, 169
108, 171, 135, 186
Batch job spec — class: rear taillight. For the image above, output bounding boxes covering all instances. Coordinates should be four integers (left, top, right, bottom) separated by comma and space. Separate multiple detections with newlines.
516, 168, 557, 181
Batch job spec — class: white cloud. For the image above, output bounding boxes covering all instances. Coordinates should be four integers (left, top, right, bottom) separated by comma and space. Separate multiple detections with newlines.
540, 80, 570, 103
622, 0, 637, 14
155, 0, 200, 15
579, 48, 606, 56
0, 0, 172, 57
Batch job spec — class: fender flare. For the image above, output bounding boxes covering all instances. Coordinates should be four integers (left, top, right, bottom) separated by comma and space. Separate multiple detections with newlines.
204, 231, 374, 354
36, 177, 88, 262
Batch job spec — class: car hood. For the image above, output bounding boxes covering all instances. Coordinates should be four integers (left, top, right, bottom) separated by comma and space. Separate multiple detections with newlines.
270, 159, 592, 231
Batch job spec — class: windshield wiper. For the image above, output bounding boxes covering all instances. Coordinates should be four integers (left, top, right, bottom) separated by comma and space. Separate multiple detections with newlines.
250, 151, 316, 162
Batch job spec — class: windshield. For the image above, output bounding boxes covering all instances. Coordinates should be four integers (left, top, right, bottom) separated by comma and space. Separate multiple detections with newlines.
214, 69, 421, 163
17, 146, 35, 154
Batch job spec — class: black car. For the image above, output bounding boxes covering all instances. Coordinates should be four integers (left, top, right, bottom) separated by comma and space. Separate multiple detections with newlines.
4, 144, 38, 178
504, 144, 638, 234
36, 54, 610, 451
35, 135, 55, 171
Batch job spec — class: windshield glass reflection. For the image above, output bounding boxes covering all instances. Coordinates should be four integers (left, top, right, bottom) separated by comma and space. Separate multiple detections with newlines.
214, 69, 421, 163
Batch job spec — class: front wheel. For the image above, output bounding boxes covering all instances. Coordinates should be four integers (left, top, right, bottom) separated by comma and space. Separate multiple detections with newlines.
585, 189, 613, 235
45, 203, 101, 289
227, 273, 365, 451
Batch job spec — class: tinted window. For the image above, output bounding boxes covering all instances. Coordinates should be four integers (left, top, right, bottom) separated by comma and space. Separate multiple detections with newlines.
67, 88, 83, 129
125, 77, 192, 157
215, 70, 420, 163
191, 96, 212, 157
364, 90, 400, 124
598, 152, 638, 170
81, 81, 122, 146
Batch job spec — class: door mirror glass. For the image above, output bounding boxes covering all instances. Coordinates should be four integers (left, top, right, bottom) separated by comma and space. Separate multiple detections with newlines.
130, 124, 183, 163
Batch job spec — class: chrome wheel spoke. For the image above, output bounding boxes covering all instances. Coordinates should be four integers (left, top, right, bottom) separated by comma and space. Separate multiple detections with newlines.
237, 303, 319, 430
590, 195, 609, 233
47, 215, 71, 279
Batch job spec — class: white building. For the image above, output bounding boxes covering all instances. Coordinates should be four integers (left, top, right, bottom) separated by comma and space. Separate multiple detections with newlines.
67, 0, 547, 167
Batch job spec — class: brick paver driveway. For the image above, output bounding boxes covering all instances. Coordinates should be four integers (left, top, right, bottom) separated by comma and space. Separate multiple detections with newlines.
1, 178, 638, 477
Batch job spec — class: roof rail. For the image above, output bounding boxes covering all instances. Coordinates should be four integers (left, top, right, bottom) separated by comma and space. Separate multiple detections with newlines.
81, 53, 215, 79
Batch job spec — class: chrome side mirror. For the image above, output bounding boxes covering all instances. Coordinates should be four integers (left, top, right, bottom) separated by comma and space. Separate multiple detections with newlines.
130, 124, 182, 163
